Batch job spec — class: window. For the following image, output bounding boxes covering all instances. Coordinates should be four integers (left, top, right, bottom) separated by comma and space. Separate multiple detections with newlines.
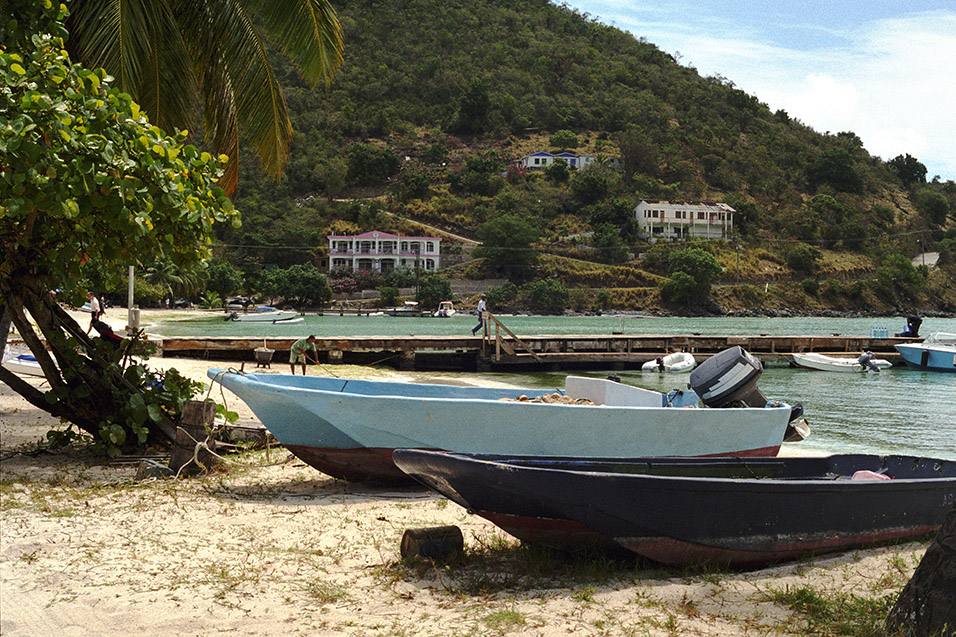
698, 212, 705, 220
652, 210, 658, 218
426, 242, 434, 252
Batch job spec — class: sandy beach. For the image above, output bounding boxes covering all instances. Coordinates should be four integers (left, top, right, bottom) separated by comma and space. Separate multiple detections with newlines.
1, 309, 927, 636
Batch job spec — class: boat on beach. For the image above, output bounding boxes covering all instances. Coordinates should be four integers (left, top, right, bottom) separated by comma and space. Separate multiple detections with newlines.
209, 346, 806, 483
392, 450, 956, 568
792, 352, 891, 372
225, 306, 299, 323
895, 332, 956, 372
641, 352, 696, 373
2, 345, 45, 377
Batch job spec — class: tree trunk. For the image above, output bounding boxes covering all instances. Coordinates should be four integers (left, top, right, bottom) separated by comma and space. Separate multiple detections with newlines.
0, 277, 176, 444
886, 506, 956, 637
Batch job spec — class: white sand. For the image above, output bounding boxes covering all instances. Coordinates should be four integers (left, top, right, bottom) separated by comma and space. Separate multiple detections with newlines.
1, 309, 925, 636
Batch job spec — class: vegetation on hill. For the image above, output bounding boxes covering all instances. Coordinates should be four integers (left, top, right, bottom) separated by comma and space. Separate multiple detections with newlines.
212, 0, 955, 314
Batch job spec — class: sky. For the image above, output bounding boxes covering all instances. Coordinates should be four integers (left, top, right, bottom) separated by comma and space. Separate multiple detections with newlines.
564, 0, 956, 182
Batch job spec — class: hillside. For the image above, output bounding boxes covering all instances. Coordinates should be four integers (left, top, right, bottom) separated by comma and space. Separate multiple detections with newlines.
216, 0, 956, 314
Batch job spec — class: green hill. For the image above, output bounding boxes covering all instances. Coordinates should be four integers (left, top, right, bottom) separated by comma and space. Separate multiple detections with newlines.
217, 0, 956, 314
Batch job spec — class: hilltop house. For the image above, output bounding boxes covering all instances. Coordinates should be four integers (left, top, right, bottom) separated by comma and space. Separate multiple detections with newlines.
327, 231, 441, 274
519, 151, 605, 170
634, 200, 735, 242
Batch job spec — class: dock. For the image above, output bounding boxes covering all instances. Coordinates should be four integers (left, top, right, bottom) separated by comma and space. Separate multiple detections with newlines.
155, 330, 916, 372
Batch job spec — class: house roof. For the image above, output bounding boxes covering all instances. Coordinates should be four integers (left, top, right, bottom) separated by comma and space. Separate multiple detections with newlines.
327, 231, 441, 241
637, 200, 735, 212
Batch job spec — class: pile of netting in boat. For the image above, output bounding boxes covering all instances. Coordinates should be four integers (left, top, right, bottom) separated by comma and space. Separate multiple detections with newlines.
500, 393, 594, 405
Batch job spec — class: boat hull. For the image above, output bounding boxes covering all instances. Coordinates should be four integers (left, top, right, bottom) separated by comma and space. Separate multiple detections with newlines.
895, 343, 956, 372
393, 451, 956, 567
233, 311, 298, 323
211, 371, 794, 483
2, 353, 44, 376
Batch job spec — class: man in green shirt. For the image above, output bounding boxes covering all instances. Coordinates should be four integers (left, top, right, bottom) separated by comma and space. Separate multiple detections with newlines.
290, 335, 318, 375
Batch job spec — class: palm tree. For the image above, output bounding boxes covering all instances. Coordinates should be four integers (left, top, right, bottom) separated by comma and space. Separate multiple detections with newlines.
64, 0, 344, 194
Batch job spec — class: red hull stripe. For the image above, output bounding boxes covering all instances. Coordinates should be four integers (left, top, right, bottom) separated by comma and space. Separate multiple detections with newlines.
284, 444, 782, 482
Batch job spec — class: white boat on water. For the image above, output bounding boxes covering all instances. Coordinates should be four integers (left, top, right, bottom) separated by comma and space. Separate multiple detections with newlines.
895, 332, 956, 373
433, 301, 456, 318
792, 352, 891, 372
2, 346, 45, 377
641, 352, 697, 373
226, 306, 298, 323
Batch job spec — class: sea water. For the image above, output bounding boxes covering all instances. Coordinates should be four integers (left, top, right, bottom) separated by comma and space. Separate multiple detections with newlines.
154, 313, 956, 460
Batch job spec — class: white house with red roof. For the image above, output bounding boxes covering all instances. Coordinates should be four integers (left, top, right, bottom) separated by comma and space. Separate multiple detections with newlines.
634, 200, 735, 241
327, 231, 441, 273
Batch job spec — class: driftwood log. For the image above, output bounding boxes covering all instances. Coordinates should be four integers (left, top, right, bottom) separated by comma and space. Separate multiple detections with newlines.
886, 506, 956, 636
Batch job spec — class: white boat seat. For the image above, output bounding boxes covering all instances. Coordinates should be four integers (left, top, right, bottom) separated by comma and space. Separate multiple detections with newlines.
565, 375, 664, 407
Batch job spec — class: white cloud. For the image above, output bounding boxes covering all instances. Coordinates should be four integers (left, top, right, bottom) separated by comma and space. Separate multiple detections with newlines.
571, 4, 956, 180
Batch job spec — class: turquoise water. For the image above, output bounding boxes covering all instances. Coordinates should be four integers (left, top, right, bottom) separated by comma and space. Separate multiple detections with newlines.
153, 312, 956, 339
155, 313, 956, 460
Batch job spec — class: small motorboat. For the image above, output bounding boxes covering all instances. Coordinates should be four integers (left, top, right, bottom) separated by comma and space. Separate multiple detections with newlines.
2, 345, 45, 377
641, 352, 696, 373
209, 346, 807, 483
225, 306, 298, 323
895, 332, 956, 372
433, 301, 456, 318
393, 450, 956, 568
792, 352, 892, 372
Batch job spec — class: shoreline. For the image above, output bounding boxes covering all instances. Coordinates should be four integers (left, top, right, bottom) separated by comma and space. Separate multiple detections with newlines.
0, 349, 929, 636
0, 308, 934, 635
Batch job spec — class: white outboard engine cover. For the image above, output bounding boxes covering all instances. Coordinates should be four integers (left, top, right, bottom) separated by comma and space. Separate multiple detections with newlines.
689, 346, 767, 408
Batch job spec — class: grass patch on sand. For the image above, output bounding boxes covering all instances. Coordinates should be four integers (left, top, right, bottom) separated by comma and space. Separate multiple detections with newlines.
767, 584, 896, 636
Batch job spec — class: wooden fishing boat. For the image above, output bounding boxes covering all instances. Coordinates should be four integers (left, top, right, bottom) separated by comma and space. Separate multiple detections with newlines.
393, 450, 956, 568
209, 347, 806, 483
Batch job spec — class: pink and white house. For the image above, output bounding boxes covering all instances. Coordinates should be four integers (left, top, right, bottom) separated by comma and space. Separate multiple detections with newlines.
327, 231, 441, 273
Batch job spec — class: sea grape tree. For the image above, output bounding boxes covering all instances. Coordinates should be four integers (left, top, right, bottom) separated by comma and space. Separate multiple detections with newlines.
0, 1, 240, 450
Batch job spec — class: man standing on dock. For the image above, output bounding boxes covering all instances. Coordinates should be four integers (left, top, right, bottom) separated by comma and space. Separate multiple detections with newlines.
471, 294, 487, 336
290, 335, 319, 375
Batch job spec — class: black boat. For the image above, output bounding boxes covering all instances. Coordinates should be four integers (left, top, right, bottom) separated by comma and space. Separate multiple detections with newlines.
392, 451, 956, 568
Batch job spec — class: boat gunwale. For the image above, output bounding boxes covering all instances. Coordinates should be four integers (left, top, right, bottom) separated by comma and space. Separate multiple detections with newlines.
396, 451, 956, 489
213, 370, 795, 414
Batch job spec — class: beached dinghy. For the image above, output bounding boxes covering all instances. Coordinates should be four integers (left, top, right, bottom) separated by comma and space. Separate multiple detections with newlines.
792, 352, 892, 372
210, 346, 806, 483
2, 346, 45, 377
393, 450, 956, 568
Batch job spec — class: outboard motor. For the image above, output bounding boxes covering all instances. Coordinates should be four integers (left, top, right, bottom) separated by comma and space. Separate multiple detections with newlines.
224, 311, 239, 321
896, 314, 922, 338
688, 346, 767, 408
690, 346, 810, 442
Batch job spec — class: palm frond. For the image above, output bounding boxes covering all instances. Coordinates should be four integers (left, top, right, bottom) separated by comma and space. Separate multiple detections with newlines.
243, 0, 344, 87
136, 6, 198, 134
176, 0, 293, 183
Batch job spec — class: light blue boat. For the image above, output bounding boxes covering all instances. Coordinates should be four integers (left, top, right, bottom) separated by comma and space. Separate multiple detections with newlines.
895, 332, 956, 372
209, 348, 800, 482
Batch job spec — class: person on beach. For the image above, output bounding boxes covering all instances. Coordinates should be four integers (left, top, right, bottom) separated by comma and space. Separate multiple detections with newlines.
85, 292, 101, 334
471, 294, 487, 336
290, 335, 319, 375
